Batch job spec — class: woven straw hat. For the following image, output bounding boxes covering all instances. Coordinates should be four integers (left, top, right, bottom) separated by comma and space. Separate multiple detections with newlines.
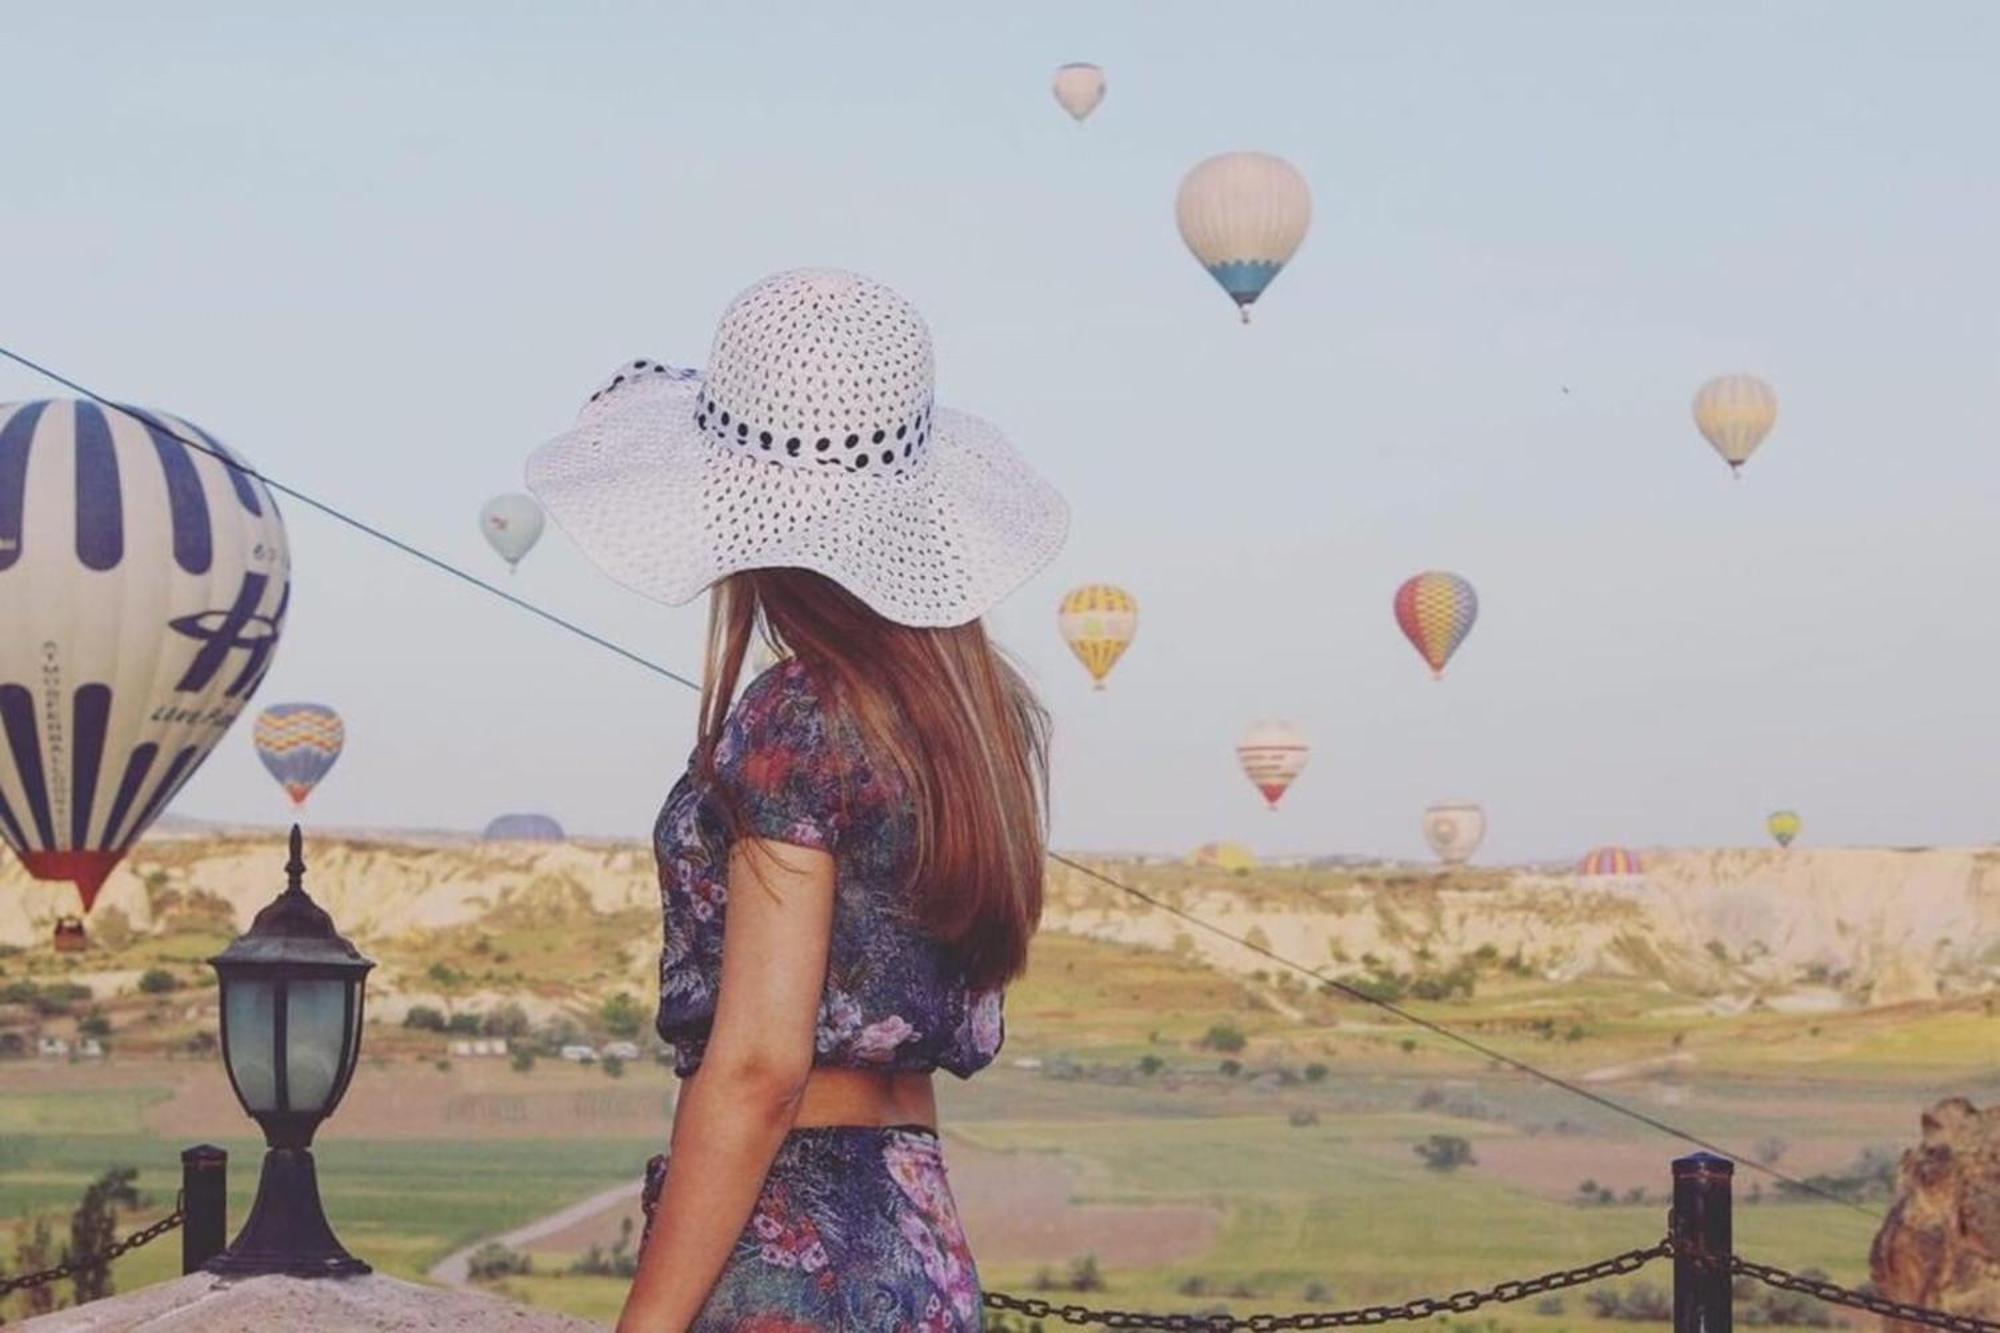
525, 269, 1068, 628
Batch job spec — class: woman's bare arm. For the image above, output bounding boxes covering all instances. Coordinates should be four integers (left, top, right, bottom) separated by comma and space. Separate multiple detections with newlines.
616, 839, 834, 1333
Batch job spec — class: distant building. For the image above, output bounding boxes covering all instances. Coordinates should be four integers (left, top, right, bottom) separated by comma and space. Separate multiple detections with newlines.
38, 1036, 69, 1058
77, 1038, 104, 1060
449, 1040, 473, 1057
559, 1044, 597, 1064
602, 1041, 641, 1062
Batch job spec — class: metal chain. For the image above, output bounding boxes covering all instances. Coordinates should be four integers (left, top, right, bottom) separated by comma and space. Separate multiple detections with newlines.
0, 1205, 185, 1299
983, 1237, 1671, 1331
1731, 1255, 2000, 1333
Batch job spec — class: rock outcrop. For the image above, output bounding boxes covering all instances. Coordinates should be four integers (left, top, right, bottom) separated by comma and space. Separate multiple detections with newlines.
20, 1270, 601, 1331
1870, 1098, 2000, 1326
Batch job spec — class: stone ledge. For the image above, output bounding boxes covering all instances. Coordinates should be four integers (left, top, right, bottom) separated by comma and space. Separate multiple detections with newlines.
21, 1271, 602, 1331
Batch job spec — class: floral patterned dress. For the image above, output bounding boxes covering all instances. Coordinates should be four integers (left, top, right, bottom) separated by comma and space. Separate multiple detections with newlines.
642, 660, 1003, 1330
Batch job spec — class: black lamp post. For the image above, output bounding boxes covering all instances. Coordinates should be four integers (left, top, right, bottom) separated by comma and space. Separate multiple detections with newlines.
205, 825, 373, 1277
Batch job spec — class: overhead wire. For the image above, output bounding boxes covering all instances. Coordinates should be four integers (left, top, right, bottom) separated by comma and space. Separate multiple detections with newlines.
0, 344, 1882, 1220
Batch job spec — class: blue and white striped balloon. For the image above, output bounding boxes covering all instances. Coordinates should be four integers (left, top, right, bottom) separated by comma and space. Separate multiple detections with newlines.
1175, 152, 1313, 323
0, 399, 289, 917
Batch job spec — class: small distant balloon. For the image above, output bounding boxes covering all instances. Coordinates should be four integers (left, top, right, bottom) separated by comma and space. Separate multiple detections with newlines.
1237, 721, 1308, 811
480, 494, 545, 572
1691, 375, 1777, 477
1057, 584, 1138, 689
1766, 810, 1801, 849
1052, 63, 1105, 121
1190, 841, 1256, 873
1394, 572, 1478, 679
1175, 152, 1312, 323
483, 813, 565, 842
1423, 803, 1487, 865
1578, 846, 1643, 877
254, 703, 344, 806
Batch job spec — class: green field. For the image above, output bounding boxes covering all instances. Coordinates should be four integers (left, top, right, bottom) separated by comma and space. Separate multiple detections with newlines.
2, 919, 1994, 1328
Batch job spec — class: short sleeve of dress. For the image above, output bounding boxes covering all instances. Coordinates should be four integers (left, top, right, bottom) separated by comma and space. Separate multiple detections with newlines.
711, 662, 848, 852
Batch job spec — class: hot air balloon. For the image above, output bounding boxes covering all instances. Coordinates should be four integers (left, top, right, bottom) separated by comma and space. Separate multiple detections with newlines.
1175, 152, 1311, 323
1691, 375, 1777, 477
1189, 841, 1256, 873
1237, 721, 1308, 811
1767, 810, 1801, 849
1057, 584, 1138, 690
483, 812, 565, 842
480, 493, 544, 572
0, 399, 290, 926
1051, 62, 1105, 122
1394, 572, 1478, 679
1423, 803, 1487, 865
254, 704, 344, 806
1578, 846, 1643, 877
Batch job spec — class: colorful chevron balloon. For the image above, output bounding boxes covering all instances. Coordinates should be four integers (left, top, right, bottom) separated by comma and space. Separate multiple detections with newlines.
1394, 571, 1479, 680
253, 703, 344, 806
1578, 846, 1643, 877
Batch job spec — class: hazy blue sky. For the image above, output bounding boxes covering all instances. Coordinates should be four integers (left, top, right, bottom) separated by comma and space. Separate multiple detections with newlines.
5, 3, 1997, 860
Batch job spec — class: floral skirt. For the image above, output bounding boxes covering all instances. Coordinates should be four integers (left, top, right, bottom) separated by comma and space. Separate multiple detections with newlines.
641, 1124, 983, 1332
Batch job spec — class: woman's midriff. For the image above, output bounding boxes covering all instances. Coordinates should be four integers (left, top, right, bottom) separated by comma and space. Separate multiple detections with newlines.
792, 1066, 937, 1130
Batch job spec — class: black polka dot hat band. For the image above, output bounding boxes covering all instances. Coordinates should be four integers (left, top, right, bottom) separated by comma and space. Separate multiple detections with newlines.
525, 269, 1069, 628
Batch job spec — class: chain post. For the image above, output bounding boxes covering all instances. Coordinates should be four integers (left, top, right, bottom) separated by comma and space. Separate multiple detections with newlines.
1672, 1152, 1734, 1333
179, 1143, 228, 1274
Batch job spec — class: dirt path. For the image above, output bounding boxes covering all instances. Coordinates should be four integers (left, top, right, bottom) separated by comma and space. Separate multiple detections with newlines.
428, 1177, 646, 1287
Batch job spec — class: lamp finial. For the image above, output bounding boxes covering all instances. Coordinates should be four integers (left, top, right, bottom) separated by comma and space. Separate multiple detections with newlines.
286, 824, 305, 891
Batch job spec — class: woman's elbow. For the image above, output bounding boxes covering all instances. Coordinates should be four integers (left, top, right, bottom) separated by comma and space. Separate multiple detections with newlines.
697, 1049, 812, 1112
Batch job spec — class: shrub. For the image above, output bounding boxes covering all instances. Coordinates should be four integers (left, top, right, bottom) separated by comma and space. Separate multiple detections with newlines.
1218, 1058, 1242, 1077
466, 1242, 531, 1281
403, 1005, 447, 1032
510, 1049, 535, 1073
137, 968, 181, 995
1303, 1062, 1329, 1082
1399, 1038, 1418, 1054
1413, 1135, 1476, 1172
482, 1003, 530, 1039
1303, 1279, 1332, 1302
1136, 1054, 1164, 1076
602, 1054, 626, 1078
78, 1012, 112, 1038
1288, 1108, 1320, 1127
446, 1011, 482, 1035
426, 961, 466, 988
1201, 1023, 1247, 1053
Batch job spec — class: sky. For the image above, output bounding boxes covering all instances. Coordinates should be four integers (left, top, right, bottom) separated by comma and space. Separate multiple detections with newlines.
3, 2, 1997, 862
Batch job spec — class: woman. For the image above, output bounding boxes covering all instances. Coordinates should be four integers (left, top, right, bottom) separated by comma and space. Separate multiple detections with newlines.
528, 270, 1069, 1331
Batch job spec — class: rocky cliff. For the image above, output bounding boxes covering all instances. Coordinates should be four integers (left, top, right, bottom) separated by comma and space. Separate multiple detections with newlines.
4, 835, 1996, 1009
1870, 1098, 2000, 1324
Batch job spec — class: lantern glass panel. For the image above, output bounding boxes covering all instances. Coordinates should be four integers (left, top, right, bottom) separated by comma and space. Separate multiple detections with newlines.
224, 978, 279, 1112
285, 978, 350, 1113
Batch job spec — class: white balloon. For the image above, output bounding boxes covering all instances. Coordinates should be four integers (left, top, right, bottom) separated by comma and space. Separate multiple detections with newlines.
1236, 720, 1309, 810
0, 399, 290, 913
480, 493, 545, 570
1175, 152, 1312, 321
1691, 375, 1777, 475
1052, 63, 1106, 121
1423, 803, 1487, 865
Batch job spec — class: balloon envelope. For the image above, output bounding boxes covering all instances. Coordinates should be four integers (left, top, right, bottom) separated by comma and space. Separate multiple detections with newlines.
1766, 810, 1801, 848
1051, 62, 1105, 121
1237, 720, 1308, 810
1175, 152, 1311, 320
1578, 846, 1643, 877
480, 493, 545, 569
1423, 803, 1487, 865
254, 703, 344, 806
1394, 572, 1479, 678
1691, 375, 1777, 474
483, 812, 565, 841
1190, 841, 1256, 873
1058, 584, 1138, 688
0, 399, 290, 912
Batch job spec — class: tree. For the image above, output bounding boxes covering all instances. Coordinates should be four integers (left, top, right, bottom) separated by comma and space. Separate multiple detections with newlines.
1201, 1023, 1246, 1054
482, 1002, 530, 1039
510, 1048, 536, 1073
446, 1011, 483, 1035
67, 1166, 140, 1305
1413, 1135, 1476, 1172
12, 1214, 58, 1316
1136, 1054, 1164, 1076
402, 1005, 447, 1032
137, 968, 181, 995
466, 1242, 531, 1281
600, 992, 644, 1039
78, 1011, 112, 1039
601, 1054, 626, 1078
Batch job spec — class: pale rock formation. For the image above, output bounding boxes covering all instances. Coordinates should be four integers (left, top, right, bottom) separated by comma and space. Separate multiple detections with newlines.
20, 1270, 601, 1331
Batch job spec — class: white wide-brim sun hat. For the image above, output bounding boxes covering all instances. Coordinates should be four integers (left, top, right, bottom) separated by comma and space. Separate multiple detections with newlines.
525, 269, 1069, 628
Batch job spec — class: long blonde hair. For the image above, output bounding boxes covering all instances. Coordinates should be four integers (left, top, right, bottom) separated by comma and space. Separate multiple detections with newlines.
696, 569, 1050, 988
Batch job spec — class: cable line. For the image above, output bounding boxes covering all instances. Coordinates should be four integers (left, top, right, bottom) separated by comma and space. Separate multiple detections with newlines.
0, 344, 1880, 1220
